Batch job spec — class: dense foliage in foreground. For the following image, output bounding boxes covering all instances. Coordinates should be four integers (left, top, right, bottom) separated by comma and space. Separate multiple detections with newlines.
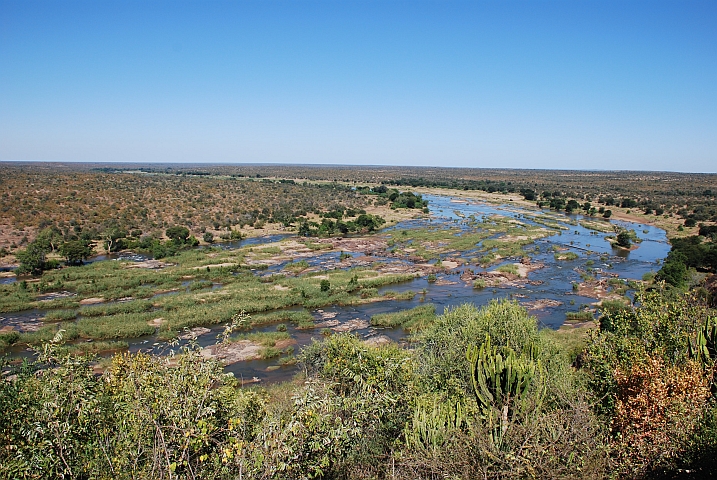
2, 296, 717, 479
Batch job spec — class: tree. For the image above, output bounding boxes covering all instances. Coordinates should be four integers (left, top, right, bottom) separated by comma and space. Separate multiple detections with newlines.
616, 231, 632, 248
165, 226, 190, 243
203, 232, 214, 243
603, 209, 612, 219
656, 258, 687, 288
16, 242, 49, 275
298, 220, 312, 237
565, 199, 580, 213
34, 226, 64, 253
59, 240, 93, 265
355, 214, 385, 232
103, 227, 128, 253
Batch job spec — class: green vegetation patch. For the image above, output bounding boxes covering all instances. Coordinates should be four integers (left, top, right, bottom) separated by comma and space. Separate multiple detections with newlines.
370, 304, 436, 332
554, 252, 579, 261
495, 263, 519, 275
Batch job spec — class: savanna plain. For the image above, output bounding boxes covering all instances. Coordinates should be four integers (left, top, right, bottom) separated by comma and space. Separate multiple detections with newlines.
1, 162, 717, 479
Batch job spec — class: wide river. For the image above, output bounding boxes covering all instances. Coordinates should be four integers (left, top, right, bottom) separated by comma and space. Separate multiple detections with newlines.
4, 194, 671, 384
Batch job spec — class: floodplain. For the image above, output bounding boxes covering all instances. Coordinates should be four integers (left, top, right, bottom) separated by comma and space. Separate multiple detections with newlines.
0, 170, 670, 383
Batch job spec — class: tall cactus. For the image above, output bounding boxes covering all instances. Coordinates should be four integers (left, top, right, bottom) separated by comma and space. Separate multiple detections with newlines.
467, 336, 542, 443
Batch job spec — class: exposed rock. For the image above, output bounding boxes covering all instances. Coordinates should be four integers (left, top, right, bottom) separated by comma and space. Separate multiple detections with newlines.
515, 262, 544, 278
178, 327, 212, 340
363, 335, 392, 347
314, 319, 340, 328
332, 319, 369, 332
274, 339, 297, 350
201, 340, 262, 364
522, 299, 563, 311
0, 314, 42, 332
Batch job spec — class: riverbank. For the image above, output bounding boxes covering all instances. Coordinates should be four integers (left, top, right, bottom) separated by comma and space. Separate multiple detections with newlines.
1, 190, 670, 384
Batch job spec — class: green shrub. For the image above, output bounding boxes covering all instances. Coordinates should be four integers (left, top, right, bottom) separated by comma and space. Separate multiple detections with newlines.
0, 340, 265, 479
0, 331, 19, 349
415, 301, 543, 396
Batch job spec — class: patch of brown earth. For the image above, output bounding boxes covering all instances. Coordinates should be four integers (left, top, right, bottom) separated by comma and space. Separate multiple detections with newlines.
148, 317, 164, 327
80, 297, 105, 305
127, 260, 174, 269
275, 338, 297, 349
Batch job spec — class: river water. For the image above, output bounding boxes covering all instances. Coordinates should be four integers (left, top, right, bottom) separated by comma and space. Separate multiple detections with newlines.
3, 194, 671, 384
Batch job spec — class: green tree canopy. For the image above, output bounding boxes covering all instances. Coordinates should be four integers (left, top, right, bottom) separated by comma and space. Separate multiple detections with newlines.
166, 226, 190, 243
616, 231, 632, 248
16, 242, 49, 275
59, 240, 93, 265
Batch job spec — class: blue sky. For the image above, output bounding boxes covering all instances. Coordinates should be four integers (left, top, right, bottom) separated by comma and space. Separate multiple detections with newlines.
1, 0, 715, 172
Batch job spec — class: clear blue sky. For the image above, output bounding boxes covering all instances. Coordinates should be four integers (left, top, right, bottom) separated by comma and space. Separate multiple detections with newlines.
1, 0, 715, 172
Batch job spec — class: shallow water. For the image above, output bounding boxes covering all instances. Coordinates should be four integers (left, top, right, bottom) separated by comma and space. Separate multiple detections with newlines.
219, 195, 669, 382
3, 193, 672, 384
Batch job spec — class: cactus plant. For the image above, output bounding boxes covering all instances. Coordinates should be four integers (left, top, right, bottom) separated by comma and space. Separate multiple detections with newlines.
467, 335, 543, 443
690, 317, 717, 364
404, 395, 468, 453
467, 336, 537, 412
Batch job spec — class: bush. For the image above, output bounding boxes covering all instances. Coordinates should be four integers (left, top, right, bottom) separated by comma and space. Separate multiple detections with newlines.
0, 339, 265, 479
582, 290, 715, 475
415, 301, 544, 396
